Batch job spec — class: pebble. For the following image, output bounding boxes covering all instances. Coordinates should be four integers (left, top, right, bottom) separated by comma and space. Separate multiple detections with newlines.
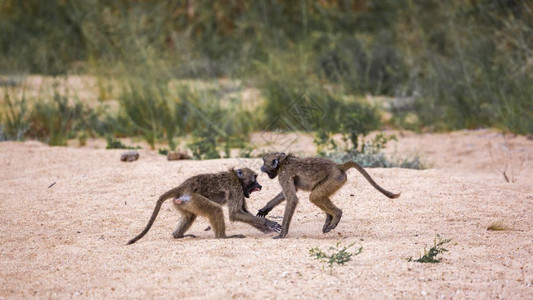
167, 151, 191, 161
120, 150, 139, 162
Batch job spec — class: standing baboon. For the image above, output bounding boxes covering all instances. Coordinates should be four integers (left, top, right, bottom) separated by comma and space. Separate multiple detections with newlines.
127, 168, 281, 244
257, 152, 400, 239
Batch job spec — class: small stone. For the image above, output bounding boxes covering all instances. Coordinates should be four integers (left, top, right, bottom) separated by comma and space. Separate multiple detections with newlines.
120, 150, 139, 162
167, 151, 191, 161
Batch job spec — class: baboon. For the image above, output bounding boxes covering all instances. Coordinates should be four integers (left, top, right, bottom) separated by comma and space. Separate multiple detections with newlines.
257, 152, 400, 239
127, 168, 281, 244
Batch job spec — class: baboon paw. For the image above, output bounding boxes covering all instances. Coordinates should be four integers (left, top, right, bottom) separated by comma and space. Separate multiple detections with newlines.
322, 217, 333, 232
256, 208, 270, 217
227, 234, 246, 239
322, 224, 330, 233
272, 233, 286, 239
323, 213, 342, 233
323, 226, 333, 234
323, 222, 339, 234
173, 234, 197, 239
267, 221, 282, 233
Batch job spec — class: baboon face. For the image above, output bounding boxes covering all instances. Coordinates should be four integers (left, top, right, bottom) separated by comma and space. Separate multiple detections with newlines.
260, 152, 286, 179
236, 168, 262, 198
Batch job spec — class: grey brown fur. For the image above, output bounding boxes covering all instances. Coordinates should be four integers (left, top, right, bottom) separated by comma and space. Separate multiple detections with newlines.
258, 152, 400, 239
127, 168, 281, 244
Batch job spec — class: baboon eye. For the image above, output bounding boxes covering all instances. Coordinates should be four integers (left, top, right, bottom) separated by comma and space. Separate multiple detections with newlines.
272, 159, 279, 168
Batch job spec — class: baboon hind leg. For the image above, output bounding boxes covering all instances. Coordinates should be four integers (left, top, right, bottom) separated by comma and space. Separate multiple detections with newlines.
189, 193, 245, 239
309, 178, 345, 234
172, 210, 197, 239
229, 209, 281, 233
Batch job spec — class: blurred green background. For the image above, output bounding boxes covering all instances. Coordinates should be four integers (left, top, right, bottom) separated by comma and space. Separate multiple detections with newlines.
0, 0, 531, 151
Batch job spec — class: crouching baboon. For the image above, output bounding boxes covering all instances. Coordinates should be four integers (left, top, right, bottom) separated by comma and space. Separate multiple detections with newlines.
127, 168, 281, 244
257, 152, 400, 239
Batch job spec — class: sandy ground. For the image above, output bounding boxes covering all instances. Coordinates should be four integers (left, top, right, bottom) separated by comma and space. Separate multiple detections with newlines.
1, 129, 532, 299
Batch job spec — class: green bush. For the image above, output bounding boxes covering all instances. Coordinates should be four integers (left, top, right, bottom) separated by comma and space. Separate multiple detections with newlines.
315, 131, 425, 169
105, 136, 139, 150
187, 127, 222, 160
397, 1, 533, 134
116, 76, 175, 150
1, 0, 531, 136
315, 33, 408, 96
0, 90, 29, 141
25, 87, 96, 146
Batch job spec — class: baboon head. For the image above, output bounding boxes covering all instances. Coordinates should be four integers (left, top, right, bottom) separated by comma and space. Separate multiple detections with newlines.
260, 152, 287, 179
235, 168, 262, 198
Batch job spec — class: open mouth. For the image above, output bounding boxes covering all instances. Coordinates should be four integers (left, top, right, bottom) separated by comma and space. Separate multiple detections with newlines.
250, 187, 261, 193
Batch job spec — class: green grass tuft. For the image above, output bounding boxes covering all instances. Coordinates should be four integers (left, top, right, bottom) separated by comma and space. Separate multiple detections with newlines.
310, 242, 363, 274
408, 234, 451, 263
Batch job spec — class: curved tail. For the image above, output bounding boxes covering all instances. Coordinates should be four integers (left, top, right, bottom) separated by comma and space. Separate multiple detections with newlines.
338, 161, 400, 199
127, 187, 182, 245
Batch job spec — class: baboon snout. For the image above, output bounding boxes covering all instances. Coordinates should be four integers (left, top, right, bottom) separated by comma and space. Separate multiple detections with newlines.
250, 182, 262, 193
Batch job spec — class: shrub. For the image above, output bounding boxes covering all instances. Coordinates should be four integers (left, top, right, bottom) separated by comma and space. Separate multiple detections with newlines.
187, 127, 222, 160
116, 77, 175, 150
25, 87, 96, 146
105, 136, 140, 150
407, 234, 451, 263
0, 90, 29, 141
310, 242, 363, 274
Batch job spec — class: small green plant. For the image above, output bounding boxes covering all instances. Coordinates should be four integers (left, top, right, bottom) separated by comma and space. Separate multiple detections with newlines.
105, 136, 140, 150
407, 234, 451, 263
309, 242, 363, 274
158, 148, 169, 156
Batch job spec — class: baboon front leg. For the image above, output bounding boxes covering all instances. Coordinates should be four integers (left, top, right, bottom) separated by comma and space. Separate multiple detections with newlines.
229, 209, 281, 233
172, 210, 197, 239
257, 192, 285, 217
274, 177, 298, 239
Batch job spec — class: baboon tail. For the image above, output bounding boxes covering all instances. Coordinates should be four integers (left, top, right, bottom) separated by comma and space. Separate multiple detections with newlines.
127, 187, 182, 245
338, 161, 401, 199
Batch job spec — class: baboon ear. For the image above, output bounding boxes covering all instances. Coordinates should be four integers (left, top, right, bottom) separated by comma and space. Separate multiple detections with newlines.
236, 169, 244, 178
